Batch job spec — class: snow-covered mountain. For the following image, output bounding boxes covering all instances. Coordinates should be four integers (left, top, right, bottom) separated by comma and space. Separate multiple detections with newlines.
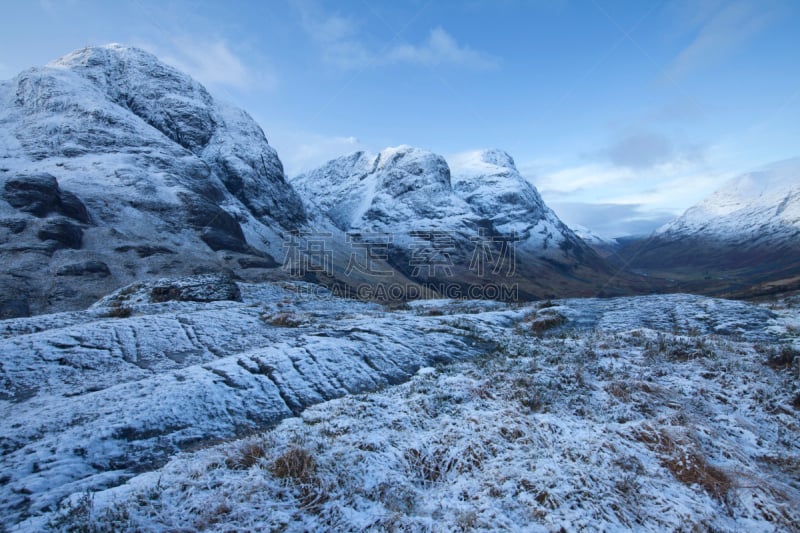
449, 149, 590, 257
569, 223, 619, 247
294, 146, 587, 255
657, 157, 800, 240
624, 158, 800, 284
0, 44, 307, 316
292, 146, 617, 297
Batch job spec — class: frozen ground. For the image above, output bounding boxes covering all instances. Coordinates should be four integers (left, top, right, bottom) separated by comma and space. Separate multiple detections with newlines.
1, 281, 798, 531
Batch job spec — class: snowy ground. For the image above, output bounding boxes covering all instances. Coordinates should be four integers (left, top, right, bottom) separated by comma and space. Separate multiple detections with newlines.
2, 282, 799, 531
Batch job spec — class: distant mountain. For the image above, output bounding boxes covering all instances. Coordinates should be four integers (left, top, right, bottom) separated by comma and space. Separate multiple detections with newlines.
0, 44, 306, 316
656, 157, 800, 242
620, 158, 800, 296
570, 223, 619, 247
293, 146, 637, 299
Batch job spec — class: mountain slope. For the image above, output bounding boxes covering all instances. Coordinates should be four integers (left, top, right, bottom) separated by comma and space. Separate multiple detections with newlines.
292, 146, 629, 299
620, 158, 800, 296
0, 44, 306, 316
657, 157, 800, 242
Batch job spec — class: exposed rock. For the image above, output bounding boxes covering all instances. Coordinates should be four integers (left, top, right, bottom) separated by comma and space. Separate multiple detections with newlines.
0, 298, 29, 319
200, 228, 250, 253
238, 256, 279, 269
55, 260, 111, 277
57, 190, 90, 223
180, 193, 246, 246
1, 174, 90, 223
0, 218, 27, 234
114, 245, 176, 257
94, 274, 242, 308
36, 218, 83, 249
2, 173, 60, 217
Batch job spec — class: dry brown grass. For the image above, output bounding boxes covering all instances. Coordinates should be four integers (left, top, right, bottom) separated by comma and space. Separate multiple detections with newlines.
224, 440, 268, 470
634, 426, 731, 501
270, 447, 316, 481
404, 447, 457, 483
529, 313, 567, 336
103, 304, 132, 318
764, 345, 800, 370
262, 312, 302, 327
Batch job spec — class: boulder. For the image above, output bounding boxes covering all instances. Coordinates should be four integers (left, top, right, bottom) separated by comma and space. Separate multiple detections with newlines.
37, 218, 83, 249
2, 174, 60, 217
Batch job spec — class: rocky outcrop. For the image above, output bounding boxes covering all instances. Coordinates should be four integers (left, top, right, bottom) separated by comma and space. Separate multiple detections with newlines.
0, 44, 309, 314
2, 173, 88, 222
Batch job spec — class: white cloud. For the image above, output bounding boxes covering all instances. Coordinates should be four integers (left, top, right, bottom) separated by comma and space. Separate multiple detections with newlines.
296, 2, 497, 70
268, 131, 371, 177
665, 0, 778, 80
0, 62, 12, 80
296, 3, 372, 70
142, 38, 274, 91
533, 158, 729, 214
533, 163, 636, 197
531, 160, 733, 236
385, 27, 499, 69
547, 202, 676, 238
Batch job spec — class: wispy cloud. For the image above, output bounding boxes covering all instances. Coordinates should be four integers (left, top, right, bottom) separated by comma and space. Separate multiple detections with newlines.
268, 131, 370, 177
296, 2, 497, 70
547, 202, 676, 238
665, 0, 779, 80
142, 38, 275, 91
601, 131, 706, 171
296, 3, 372, 70
536, 158, 725, 207
605, 132, 675, 169
0, 61, 12, 80
533, 163, 635, 197
385, 27, 499, 69
534, 160, 730, 236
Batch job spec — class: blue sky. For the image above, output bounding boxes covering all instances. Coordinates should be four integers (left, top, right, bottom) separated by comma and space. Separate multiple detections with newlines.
1, 0, 798, 236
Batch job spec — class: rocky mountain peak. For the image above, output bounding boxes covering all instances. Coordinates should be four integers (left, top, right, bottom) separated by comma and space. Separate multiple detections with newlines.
372, 145, 452, 198
48, 44, 216, 153
1, 44, 307, 315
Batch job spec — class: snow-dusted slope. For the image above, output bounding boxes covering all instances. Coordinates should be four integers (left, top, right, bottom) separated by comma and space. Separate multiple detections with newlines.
571, 223, 619, 248
292, 147, 613, 297
449, 149, 589, 256
2, 278, 796, 530
0, 44, 305, 316
0, 277, 499, 526
294, 146, 588, 256
292, 145, 477, 236
624, 158, 800, 279
657, 157, 800, 240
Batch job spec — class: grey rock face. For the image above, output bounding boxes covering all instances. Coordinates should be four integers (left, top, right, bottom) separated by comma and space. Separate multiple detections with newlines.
36, 217, 83, 249
95, 274, 242, 307
0, 299, 29, 319
2, 173, 60, 217
2, 173, 89, 222
0, 44, 310, 314
55, 260, 110, 277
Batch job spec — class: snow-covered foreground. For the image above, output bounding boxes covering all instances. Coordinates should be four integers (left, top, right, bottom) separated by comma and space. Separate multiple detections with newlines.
2, 283, 799, 531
